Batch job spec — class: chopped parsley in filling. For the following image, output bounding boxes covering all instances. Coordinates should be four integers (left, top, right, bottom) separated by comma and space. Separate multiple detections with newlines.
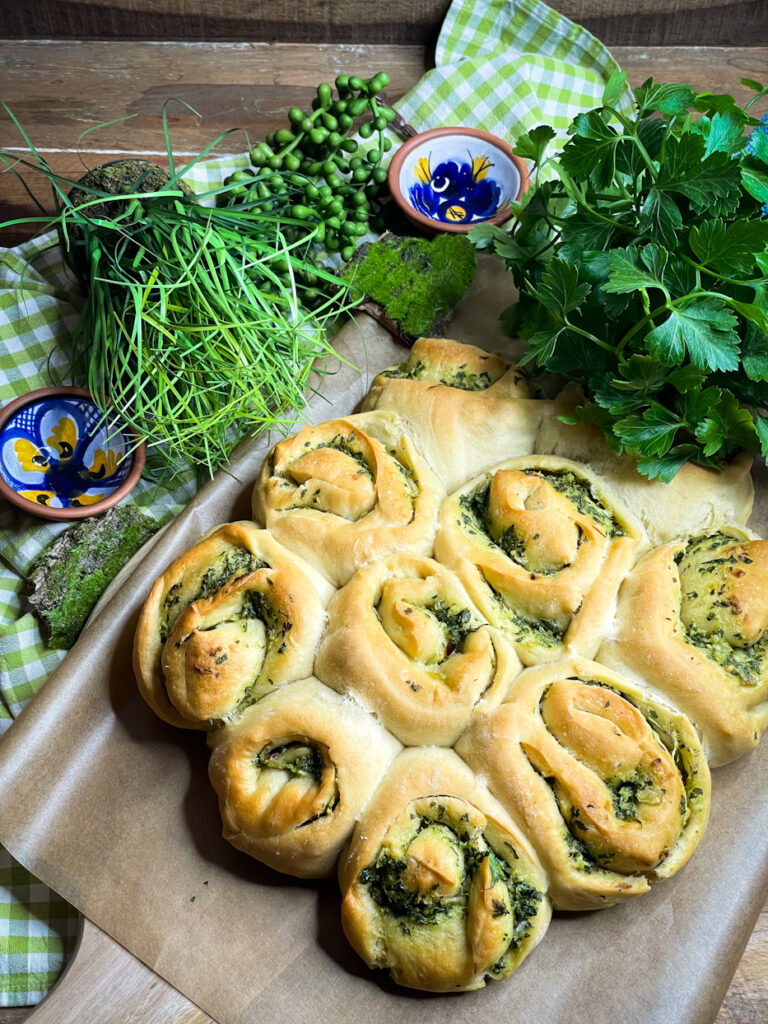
380, 358, 495, 392
160, 548, 266, 642
676, 533, 768, 686
359, 812, 542, 959
252, 741, 339, 827
254, 741, 325, 783
533, 678, 704, 872
428, 600, 475, 656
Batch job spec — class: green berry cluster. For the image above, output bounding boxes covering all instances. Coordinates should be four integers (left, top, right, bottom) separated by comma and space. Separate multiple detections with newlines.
226, 73, 395, 262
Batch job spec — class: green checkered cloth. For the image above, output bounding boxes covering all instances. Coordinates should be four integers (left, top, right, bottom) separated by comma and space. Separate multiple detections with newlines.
0, 0, 620, 1004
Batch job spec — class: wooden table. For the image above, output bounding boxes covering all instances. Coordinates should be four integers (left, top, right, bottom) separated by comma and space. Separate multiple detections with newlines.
0, 38, 766, 1024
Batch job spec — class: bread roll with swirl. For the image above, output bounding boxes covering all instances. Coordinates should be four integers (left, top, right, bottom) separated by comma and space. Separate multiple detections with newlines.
208, 677, 401, 878
435, 456, 645, 664
339, 747, 551, 991
252, 411, 444, 587
315, 553, 520, 746
599, 529, 768, 765
361, 337, 550, 492
455, 656, 710, 910
134, 524, 334, 729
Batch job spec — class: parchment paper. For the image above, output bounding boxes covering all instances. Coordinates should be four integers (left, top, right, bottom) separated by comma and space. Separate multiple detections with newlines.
1, 260, 767, 1024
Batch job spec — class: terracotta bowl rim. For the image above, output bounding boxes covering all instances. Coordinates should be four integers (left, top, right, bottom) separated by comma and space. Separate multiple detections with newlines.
0, 385, 146, 521
387, 125, 530, 234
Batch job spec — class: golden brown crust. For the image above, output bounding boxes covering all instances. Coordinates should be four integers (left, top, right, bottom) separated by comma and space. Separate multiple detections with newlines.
435, 456, 645, 665
361, 337, 550, 492
536, 387, 754, 544
599, 530, 768, 765
208, 677, 401, 878
133, 524, 334, 729
338, 747, 551, 991
315, 553, 521, 746
252, 411, 444, 587
455, 656, 710, 910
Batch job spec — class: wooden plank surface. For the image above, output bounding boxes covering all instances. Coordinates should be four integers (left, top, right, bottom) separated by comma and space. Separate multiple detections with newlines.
0, 37, 766, 1024
1, 41, 767, 246
0, 0, 764, 48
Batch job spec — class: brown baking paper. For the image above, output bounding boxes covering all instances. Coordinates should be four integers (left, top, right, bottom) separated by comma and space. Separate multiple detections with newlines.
1, 265, 768, 1024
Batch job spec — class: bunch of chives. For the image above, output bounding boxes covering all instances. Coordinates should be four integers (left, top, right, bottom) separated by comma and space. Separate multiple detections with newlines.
1, 106, 360, 478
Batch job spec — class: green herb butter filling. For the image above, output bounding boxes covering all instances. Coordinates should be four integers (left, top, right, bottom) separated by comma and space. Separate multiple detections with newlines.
252, 740, 339, 828
381, 358, 495, 392
676, 533, 768, 686
284, 431, 419, 520
160, 547, 266, 642
534, 678, 705, 875
359, 803, 543, 971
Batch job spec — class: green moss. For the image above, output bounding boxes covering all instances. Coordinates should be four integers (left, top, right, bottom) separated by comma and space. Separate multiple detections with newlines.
28, 504, 162, 649
342, 233, 476, 339
68, 160, 193, 220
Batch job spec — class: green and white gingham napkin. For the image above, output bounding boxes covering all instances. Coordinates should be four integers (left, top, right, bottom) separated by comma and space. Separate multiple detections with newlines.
0, 0, 619, 1004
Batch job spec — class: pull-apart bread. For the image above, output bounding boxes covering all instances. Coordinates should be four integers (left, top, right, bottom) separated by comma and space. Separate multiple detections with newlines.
132, 336, 764, 994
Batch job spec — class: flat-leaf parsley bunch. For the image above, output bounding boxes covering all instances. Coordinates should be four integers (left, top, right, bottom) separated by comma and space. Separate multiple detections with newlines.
471, 73, 768, 480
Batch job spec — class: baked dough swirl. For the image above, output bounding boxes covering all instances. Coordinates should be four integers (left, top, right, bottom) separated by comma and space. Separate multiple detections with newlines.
435, 456, 644, 664
315, 553, 521, 745
599, 529, 768, 765
339, 747, 551, 991
134, 524, 334, 729
208, 677, 401, 878
362, 337, 549, 492
455, 656, 710, 910
252, 411, 444, 586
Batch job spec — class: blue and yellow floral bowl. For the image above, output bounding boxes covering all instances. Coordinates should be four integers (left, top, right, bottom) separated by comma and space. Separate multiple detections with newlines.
0, 387, 145, 520
387, 126, 529, 234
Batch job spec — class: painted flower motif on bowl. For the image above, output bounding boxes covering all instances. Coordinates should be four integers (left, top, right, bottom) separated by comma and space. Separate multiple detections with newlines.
409, 152, 504, 225
387, 126, 529, 234
0, 391, 135, 511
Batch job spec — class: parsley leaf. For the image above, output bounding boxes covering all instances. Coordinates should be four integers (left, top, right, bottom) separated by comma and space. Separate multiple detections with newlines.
635, 80, 697, 117
614, 404, 681, 456
689, 219, 768, 276
657, 135, 742, 217
472, 80, 768, 478
603, 250, 668, 295
646, 299, 740, 371
529, 259, 591, 319
694, 389, 758, 456
513, 125, 557, 165
560, 111, 624, 189
638, 189, 683, 249
637, 445, 705, 482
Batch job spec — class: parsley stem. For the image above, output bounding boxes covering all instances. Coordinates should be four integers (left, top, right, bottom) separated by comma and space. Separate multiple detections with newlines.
604, 105, 658, 179
616, 302, 670, 353
563, 319, 619, 355
744, 87, 768, 113
680, 252, 768, 288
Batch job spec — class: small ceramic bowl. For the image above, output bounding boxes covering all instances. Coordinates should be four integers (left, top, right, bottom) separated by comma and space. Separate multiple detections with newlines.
387, 126, 529, 234
0, 386, 146, 521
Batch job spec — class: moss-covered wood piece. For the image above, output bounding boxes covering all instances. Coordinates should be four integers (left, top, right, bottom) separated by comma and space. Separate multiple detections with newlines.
342, 232, 477, 341
28, 504, 161, 649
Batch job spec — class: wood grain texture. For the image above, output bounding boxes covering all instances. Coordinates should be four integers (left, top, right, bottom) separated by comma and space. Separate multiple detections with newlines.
0, 903, 763, 1023
0, 0, 765, 47
1, 39, 767, 247
0, 38, 766, 1024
